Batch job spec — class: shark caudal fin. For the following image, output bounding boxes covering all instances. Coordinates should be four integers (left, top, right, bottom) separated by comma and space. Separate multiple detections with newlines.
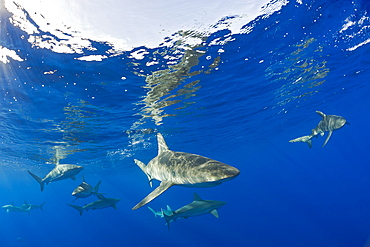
39, 202, 46, 211
67, 204, 84, 216
148, 207, 156, 217
134, 159, 153, 187
27, 171, 45, 192
132, 181, 173, 210
289, 135, 313, 148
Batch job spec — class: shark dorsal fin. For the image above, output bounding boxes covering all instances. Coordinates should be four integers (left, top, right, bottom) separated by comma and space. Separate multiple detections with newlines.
316, 111, 326, 118
157, 133, 169, 155
210, 209, 219, 218
94, 180, 102, 192
193, 192, 202, 201
82, 175, 86, 182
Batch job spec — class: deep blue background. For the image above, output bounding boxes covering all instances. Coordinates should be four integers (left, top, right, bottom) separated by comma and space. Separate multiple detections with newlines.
1, 0, 370, 246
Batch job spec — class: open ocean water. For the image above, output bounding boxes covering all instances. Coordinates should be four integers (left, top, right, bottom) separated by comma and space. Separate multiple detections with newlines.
1, 0, 370, 246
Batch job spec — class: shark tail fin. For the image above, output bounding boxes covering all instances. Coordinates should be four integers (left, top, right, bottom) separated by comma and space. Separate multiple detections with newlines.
40, 202, 46, 211
148, 207, 158, 217
27, 171, 45, 192
134, 159, 153, 187
289, 135, 313, 148
67, 204, 84, 216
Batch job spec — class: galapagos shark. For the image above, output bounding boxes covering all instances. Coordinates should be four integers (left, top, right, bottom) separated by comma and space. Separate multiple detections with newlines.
2, 204, 31, 214
28, 162, 84, 191
148, 205, 173, 218
160, 192, 226, 230
132, 133, 240, 210
71, 176, 102, 202
67, 195, 120, 216
20, 201, 46, 211
289, 111, 348, 148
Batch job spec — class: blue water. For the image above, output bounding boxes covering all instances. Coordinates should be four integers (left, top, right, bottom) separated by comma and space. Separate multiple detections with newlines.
1, 0, 370, 246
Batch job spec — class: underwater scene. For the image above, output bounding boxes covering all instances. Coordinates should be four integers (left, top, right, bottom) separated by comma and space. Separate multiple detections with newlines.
1, 0, 370, 246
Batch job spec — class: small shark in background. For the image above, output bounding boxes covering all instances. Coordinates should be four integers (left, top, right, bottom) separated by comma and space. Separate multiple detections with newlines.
154, 192, 226, 230
289, 111, 348, 148
67, 195, 120, 216
2, 204, 31, 214
20, 201, 46, 211
27, 161, 84, 191
71, 176, 102, 202
132, 133, 240, 210
148, 205, 172, 218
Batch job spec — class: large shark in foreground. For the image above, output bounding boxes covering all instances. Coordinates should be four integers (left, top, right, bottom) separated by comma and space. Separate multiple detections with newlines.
28, 162, 84, 191
150, 193, 226, 230
289, 111, 348, 148
71, 176, 102, 202
67, 195, 120, 216
132, 133, 240, 210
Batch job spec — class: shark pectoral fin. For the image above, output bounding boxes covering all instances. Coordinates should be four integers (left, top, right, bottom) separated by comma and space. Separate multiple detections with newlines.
210, 209, 219, 218
70, 176, 76, 181
289, 135, 313, 148
322, 131, 333, 147
111, 204, 118, 210
132, 181, 173, 210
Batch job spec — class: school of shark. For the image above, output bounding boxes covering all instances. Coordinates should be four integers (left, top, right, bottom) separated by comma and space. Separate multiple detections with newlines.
2, 110, 347, 228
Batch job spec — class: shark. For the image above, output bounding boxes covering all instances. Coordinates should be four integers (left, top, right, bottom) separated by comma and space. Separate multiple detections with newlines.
71, 176, 102, 202
159, 192, 226, 230
20, 201, 46, 211
2, 204, 31, 214
148, 205, 173, 218
289, 111, 348, 148
67, 195, 120, 216
28, 162, 84, 191
132, 133, 240, 210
